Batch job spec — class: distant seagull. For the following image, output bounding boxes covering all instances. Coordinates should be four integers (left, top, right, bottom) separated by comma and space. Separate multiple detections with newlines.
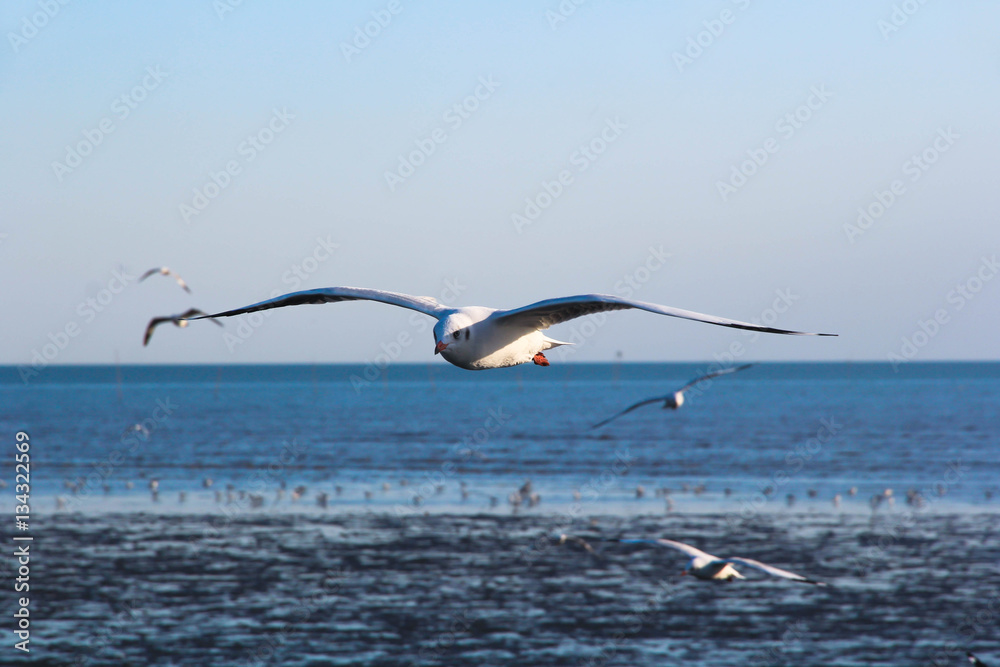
144, 308, 222, 346
557, 533, 597, 556
140, 266, 191, 293
184, 287, 835, 370
592, 364, 753, 428
123, 423, 149, 437
621, 538, 826, 585
968, 652, 989, 667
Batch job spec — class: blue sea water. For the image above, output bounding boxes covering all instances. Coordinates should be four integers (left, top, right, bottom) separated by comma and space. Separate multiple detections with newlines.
3, 362, 999, 666
2, 362, 997, 514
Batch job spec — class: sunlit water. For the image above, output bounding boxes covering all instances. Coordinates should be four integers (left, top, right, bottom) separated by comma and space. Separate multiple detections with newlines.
1, 363, 997, 665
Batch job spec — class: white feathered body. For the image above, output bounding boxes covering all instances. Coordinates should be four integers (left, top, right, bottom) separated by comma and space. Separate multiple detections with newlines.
435, 307, 570, 370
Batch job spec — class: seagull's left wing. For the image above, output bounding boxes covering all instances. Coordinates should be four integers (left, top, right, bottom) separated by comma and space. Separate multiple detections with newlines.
491, 294, 836, 336
725, 557, 826, 585
619, 538, 717, 561
591, 397, 665, 429
676, 363, 753, 393
179, 309, 223, 326
169, 271, 192, 293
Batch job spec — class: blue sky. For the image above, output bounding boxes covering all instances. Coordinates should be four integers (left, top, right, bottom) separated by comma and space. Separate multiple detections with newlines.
3, 1, 999, 368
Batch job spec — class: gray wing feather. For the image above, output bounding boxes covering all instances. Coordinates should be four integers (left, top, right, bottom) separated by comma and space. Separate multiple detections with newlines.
492, 294, 836, 336
725, 557, 826, 585
184, 287, 448, 320
592, 397, 668, 429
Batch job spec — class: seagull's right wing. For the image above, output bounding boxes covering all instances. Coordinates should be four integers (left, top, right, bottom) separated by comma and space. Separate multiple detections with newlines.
139, 268, 161, 282
169, 271, 192, 293
620, 538, 717, 561
185, 287, 450, 321
676, 363, 753, 393
591, 397, 666, 429
179, 309, 223, 327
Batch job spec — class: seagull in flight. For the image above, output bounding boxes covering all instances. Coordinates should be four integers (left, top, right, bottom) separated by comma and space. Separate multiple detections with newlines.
592, 363, 753, 428
185, 287, 835, 370
144, 308, 222, 346
140, 266, 192, 293
620, 538, 826, 585
556, 533, 598, 556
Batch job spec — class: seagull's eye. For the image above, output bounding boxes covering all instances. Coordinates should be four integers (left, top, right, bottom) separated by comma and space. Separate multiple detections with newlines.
453, 331, 461, 340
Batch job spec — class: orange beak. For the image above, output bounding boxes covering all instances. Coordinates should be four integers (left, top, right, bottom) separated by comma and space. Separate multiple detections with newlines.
434, 341, 449, 355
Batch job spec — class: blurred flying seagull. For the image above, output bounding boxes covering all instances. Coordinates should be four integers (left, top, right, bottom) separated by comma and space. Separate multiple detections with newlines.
592, 363, 753, 428
143, 308, 222, 346
140, 266, 192, 293
557, 533, 598, 556
184, 287, 834, 370
620, 538, 826, 585
968, 652, 989, 667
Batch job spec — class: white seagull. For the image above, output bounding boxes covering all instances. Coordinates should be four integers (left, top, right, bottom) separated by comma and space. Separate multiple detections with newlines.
140, 266, 192, 293
592, 363, 753, 428
186, 287, 835, 370
621, 538, 826, 585
144, 308, 222, 346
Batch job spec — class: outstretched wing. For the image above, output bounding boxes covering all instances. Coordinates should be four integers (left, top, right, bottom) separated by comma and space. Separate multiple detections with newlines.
139, 268, 162, 282
143, 317, 171, 346
184, 287, 450, 321
491, 294, 836, 336
557, 534, 598, 555
676, 363, 754, 393
725, 557, 826, 585
168, 271, 192, 293
619, 538, 718, 561
178, 309, 223, 327
591, 397, 666, 429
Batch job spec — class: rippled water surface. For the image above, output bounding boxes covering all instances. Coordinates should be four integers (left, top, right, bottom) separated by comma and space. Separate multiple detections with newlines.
1, 363, 998, 665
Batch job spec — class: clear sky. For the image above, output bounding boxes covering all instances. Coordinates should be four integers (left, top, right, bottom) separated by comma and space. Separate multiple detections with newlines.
3, 1, 998, 368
